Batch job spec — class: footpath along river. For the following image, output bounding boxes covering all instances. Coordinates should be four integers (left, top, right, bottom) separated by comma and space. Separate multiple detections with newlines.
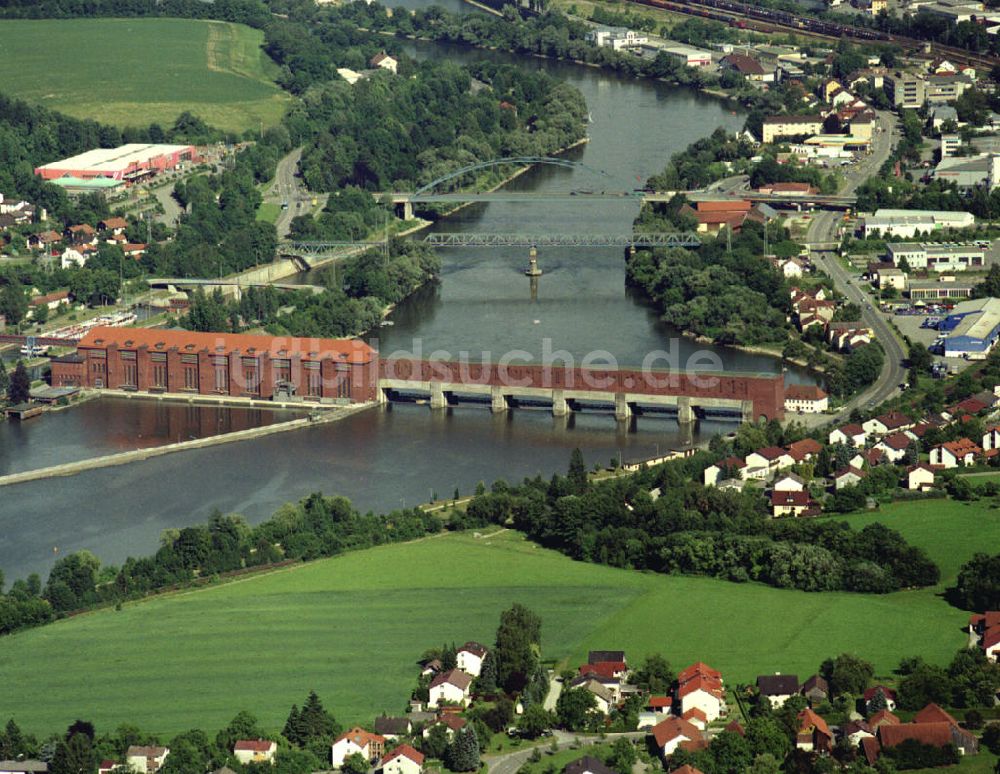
0, 29, 816, 581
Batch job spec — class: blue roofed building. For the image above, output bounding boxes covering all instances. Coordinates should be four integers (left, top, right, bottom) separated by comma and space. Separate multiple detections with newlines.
937, 298, 1000, 357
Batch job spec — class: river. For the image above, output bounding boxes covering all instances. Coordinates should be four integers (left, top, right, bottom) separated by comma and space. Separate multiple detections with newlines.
0, 22, 811, 581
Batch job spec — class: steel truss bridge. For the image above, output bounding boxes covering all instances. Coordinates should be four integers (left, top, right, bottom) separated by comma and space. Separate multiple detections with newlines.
423, 233, 701, 247
282, 232, 700, 256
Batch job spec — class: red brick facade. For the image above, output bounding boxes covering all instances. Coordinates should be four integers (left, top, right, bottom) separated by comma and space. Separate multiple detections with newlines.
51, 327, 378, 403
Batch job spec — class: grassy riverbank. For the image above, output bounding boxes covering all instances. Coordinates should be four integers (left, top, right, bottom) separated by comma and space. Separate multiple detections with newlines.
1, 503, 993, 736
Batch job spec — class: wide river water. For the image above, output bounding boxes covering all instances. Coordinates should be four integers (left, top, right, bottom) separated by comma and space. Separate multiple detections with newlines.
0, 20, 813, 581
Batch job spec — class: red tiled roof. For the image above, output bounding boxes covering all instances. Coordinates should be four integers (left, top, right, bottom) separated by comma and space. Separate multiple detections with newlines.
694, 200, 753, 213
861, 736, 881, 766
875, 411, 911, 430
682, 707, 708, 722
650, 717, 702, 748
78, 326, 376, 365
335, 727, 386, 748
868, 710, 899, 727
786, 438, 822, 461
940, 438, 982, 457
786, 385, 827, 401
863, 686, 896, 702
724, 719, 745, 736
459, 641, 488, 658
914, 703, 958, 725
436, 715, 467, 732
381, 744, 425, 767
234, 740, 274, 752
880, 432, 911, 451
579, 661, 626, 679
879, 722, 953, 748
722, 53, 765, 75
648, 696, 673, 709
429, 669, 473, 691
984, 625, 1000, 649
677, 662, 721, 683
677, 674, 723, 698
837, 423, 865, 437
754, 446, 789, 461
771, 490, 810, 506
798, 708, 831, 739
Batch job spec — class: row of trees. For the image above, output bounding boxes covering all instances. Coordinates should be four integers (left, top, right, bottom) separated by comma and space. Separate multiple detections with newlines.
460, 450, 940, 594
0, 493, 442, 637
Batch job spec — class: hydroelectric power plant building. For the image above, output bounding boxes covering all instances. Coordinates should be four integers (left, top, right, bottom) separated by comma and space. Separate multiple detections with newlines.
50, 328, 379, 403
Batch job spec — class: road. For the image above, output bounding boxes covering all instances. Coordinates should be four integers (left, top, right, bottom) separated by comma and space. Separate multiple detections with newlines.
267, 146, 322, 239
806, 110, 908, 423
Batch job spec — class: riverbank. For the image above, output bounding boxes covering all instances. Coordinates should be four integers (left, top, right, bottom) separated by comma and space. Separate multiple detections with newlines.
0, 399, 374, 488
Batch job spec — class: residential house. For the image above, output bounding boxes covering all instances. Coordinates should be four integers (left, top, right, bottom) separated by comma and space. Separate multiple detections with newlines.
778, 256, 805, 278
379, 745, 424, 774
65, 224, 97, 245
800, 675, 829, 705
421, 659, 443, 677
682, 707, 708, 731
331, 728, 386, 768
863, 686, 897, 713
563, 756, 617, 774
374, 717, 413, 741
786, 438, 823, 463
28, 230, 61, 250
746, 446, 794, 473
720, 53, 773, 82
906, 463, 938, 491
428, 669, 473, 708
647, 696, 673, 715
233, 741, 277, 765
829, 423, 867, 448
929, 438, 981, 468
98, 762, 117, 774
125, 746, 170, 773
761, 115, 824, 143
422, 715, 466, 740
650, 717, 706, 757
876, 703, 978, 757
370, 52, 398, 73
773, 473, 806, 492
868, 710, 900, 729
757, 674, 800, 708
99, 217, 128, 235
796, 708, 832, 753
676, 662, 724, 723
875, 432, 912, 463
770, 490, 813, 517
833, 466, 866, 490
843, 721, 875, 746
578, 659, 627, 680
703, 456, 748, 486
679, 200, 753, 234
785, 384, 828, 414
982, 425, 1000, 451
588, 650, 626, 665
456, 642, 488, 677
30, 289, 71, 313
862, 411, 913, 437
574, 677, 615, 714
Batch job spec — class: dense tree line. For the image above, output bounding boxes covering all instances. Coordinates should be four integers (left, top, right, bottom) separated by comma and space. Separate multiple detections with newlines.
0, 493, 441, 637
626, 216, 791, 345
286, 58, 586, 195
460, 451, 940, 594
0, 0, 272, 29
954, 552, 1000, 611
184, 239, 439, 337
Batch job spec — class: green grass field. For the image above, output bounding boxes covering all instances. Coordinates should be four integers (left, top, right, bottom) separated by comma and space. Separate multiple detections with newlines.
1, 497, 998, 738
0, 18, 290, 133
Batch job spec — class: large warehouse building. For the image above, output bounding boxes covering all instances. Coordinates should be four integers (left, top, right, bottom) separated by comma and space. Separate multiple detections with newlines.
34, 143, 197, 182
936, 298, 1000, 357
50, 327, 379, 403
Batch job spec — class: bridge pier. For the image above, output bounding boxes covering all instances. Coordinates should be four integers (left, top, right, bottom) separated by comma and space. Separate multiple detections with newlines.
430, 382, 447, 410
525, 247, 542, 277
552, 389, 568, 417
491, 386, 508, 413
614, 392, 632, 422
677, 397, 694, 425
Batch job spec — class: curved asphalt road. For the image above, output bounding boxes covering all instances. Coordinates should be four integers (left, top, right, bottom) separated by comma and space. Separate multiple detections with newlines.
806, 111, 908, 423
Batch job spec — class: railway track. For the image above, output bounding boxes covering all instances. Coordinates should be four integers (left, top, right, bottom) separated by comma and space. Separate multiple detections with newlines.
629, 0, 998, 70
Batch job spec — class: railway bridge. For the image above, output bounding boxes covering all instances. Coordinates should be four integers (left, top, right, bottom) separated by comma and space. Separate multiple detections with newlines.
377, 359, 785, 422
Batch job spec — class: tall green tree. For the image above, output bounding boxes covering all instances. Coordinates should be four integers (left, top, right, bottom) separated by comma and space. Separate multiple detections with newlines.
8, 360, 29, 404
567, 448, 588, 494
49, 733, 95, 774
445, 728, 479, 772
494, 603, 542, 693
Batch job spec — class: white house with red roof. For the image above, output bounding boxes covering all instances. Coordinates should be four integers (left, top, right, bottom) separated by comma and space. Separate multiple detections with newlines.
874, 432, 912, 463
370, 52, 398, 73
862, 411, 913, 437
786, 438, 823, 463
773, 473, 806, 492
233, 740, 277, 765
745, 446, 794, 473
833, 466, 866, 490
647, 696, 673, 715
125, 746, 169, 773
331, 728, 386, 768
379, 745, 424, 774
906, 464, 937, 491
456, 642, 488, 677
650, 717, 706, 757
983, 627, 1000, 662
422, 715, 466, 740
770, 490, 812, 517
929, 438, 981, 468
676, 663, 724, 722
830, 423, 867, 448
785, 385, 829, 414
703, 456, 747, 486
428, 669, 473, 708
